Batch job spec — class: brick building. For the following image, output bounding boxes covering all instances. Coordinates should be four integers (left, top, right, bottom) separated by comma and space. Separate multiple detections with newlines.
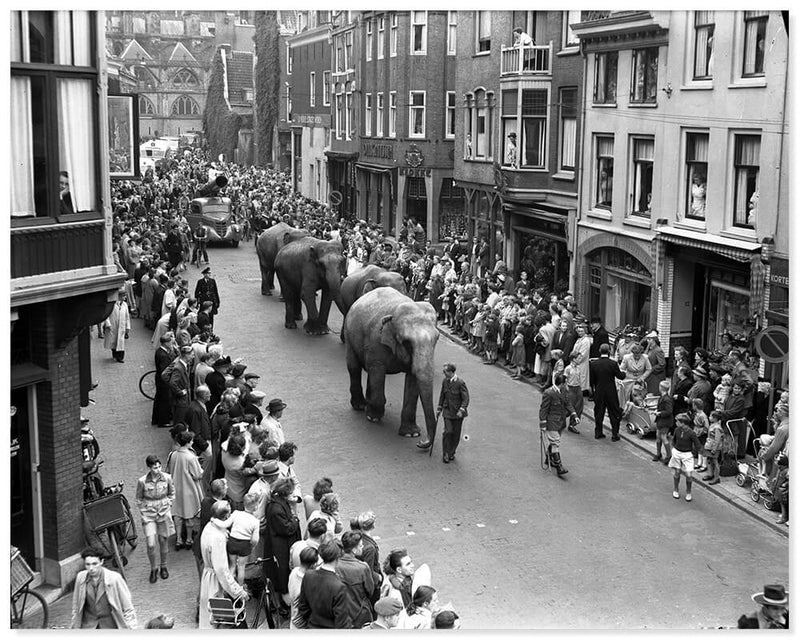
572, 11, 788, 365
11, 10, 126, 587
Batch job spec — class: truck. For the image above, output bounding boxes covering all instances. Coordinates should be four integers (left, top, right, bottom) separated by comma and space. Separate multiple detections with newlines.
187, 174, 242, 247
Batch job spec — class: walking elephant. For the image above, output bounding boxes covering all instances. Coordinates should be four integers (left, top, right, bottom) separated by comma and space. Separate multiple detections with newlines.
256, 222, 310, 295
274, 237, 346, 335
339, 265, 407, 342
343, 287, 439, 439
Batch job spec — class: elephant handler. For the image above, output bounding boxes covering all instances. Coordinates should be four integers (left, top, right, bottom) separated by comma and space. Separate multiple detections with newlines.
418, 363, 469, 464
539, 374, 577, 476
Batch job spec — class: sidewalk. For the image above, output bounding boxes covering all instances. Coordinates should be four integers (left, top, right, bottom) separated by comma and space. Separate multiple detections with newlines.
435, 323, 788, 538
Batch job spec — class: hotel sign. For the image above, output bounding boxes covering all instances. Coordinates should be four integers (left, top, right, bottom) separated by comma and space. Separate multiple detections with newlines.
293, 113, 331, 127
361, 142, 394, 160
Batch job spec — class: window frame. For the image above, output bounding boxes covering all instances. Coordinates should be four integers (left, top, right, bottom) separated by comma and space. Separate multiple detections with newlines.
309, 71, 316, 107
287, 42, 293, 74
346, 81, 355, 140
563, 10, 581, 49
519, 88, 548, 169
366, 19, 373, 62
378, 16, 386, 60
411, 11, 427, 55
593, 51, 618, 105
388, 91, 396, 138
475, 11, 491, 54
630, 47, 659, 105
365, 92, 372, 137
629, 137, 654, 217
447, 11, 457, 55
345, 31, 353, 71
731, 133, 760, 229
594, 135, 614, 210
322, 70, 331, 106
465, 89, 494, 161
693, 11, 715, 80
390, 13, 398, 57
684, 131, 709, 220
445, 91, 456, 139
558, 86, 578, 173
742, 11, 768, 78
335, 84, 344, 140
376, 92, 384, 137
409, 90, 426, 138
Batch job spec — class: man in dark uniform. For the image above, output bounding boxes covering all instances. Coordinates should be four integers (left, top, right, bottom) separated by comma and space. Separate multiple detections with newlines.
152, 332, 178, 427
590, 343, 626, 440
165, 222, 183, 270
589, 316, 610, 359
539, 374, 577, 476
194, 267, 220, 325
418, 362, 470, 463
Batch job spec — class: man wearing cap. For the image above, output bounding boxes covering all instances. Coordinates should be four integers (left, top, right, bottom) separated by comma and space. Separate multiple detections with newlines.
367, 597, 403, 629
244, 372, 261, 391
687, 366, 714, 416
418, 363, 469, 463
738, 584, 788, 628
241, 389, 267, 424
262, 399, 288, 446
168, 345, 194, 424
194, 267, 221, 323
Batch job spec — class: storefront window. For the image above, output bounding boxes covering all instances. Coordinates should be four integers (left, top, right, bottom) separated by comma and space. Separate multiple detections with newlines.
705, 280, 752, 352
519, 234, 569, 293
587, 248, 652, 332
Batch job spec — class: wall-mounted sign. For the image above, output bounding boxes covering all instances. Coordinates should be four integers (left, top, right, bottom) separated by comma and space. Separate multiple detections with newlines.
399, 167, 431, 178
293, 113, 331, 127
770, 274, 789, 286
361, 142, 394, 160
405, 144, 424, 167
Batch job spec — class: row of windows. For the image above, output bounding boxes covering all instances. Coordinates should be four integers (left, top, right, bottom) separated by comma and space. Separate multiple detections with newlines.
592, 132, 760, 229
138, 94, 200, 116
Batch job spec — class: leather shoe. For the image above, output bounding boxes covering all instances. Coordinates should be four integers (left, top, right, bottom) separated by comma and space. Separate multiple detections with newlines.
702, 475, 713, 481
568, 426, 580, 434
416, 440, 432, 450
149, 569, 158, 583
442, 456, 449, 464
652, 455, 662, 462
595, 434, 606, 439
448, 454, 455, 461
611, 435, 621, 442
160, 566, 169, 580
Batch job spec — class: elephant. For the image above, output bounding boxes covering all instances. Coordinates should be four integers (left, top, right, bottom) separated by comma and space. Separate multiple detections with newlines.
343, 287, 439, 439
274, 236, 346, 335
339, 265, 407, 342
256, 222, 310, 295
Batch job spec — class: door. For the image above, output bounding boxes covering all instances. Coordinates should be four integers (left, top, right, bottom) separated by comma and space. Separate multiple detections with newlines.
11, 387, 35, 564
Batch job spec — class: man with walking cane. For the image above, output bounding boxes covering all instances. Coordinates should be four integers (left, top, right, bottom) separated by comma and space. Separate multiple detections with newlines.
417, 363, 470, 464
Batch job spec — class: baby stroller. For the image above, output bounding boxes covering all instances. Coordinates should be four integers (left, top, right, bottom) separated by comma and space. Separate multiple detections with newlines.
737, 434, 778, 510
623, 384, 658, 438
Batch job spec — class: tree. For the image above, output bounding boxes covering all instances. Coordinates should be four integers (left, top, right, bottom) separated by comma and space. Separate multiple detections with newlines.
254, 12, 280, 167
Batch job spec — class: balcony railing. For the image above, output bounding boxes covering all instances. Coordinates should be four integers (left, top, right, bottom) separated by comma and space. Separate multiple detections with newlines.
500, 42, 552, 77
11, 221, 105, 279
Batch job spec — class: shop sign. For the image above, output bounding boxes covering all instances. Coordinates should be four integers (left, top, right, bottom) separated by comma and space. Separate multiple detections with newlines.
399, 167, 431, 178
361, 142, 394, 160
770, 274, 789, 286
292, 113, 331, 127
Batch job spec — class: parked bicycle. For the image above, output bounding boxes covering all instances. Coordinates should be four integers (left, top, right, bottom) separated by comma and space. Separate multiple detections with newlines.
245, 557, 289, 630
10, 546, 49, 629
139, 369, 157, 401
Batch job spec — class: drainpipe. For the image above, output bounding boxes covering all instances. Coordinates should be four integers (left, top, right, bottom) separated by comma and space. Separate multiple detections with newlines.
571, 37, 589, 300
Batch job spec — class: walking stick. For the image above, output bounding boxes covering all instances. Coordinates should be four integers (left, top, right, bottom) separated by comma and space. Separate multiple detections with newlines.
430, 412, 441, 458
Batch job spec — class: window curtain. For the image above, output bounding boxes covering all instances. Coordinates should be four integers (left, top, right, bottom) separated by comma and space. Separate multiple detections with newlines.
694, 12, 713, 77
743, 18, 759, 75
11, 77, 35, 217
58, 78, 95, 213
636, 139, 654, 161
689, 133, 709, 162
478, 11, 491, 40
561, 117, 576, 168
598, 137, 614, 157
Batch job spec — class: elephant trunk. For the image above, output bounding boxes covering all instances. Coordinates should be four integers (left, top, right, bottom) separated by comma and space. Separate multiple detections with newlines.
413, 356, 438, 441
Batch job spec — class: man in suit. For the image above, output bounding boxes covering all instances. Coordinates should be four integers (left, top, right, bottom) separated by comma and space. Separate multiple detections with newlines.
185, 385, 212, 443
553, 319, 577, 362
168, 345, 194, 424
152, 333, 178, 427
589, 316, 609, 359
589, 343, 626, 440
195, 267, 221, 323
204, 356, 231, 414
71, 549, 137, 628
418, 362, 470, 463
297, 539, 353, 629
539, 374, 577, 476
335, 530, 377, 628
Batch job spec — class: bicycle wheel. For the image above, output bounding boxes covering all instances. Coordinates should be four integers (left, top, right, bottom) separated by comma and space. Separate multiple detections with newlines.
139, 370, 157, 401
266, 578, 287, 629
249, 590, 269, 630
11, 588, 49, 629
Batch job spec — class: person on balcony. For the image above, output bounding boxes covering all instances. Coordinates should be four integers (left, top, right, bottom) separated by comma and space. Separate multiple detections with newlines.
513, 27, 534, 70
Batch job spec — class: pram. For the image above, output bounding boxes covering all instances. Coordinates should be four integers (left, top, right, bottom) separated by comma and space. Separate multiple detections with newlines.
736, 434, 778, 510
624, 393, 659, 439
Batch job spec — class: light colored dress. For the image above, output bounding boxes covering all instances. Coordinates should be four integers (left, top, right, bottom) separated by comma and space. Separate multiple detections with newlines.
571, 336, 592, 391
198, 518, 247, 629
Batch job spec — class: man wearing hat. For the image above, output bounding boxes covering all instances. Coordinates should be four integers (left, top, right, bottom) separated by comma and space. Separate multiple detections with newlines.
194, 266, 220, 323
366, 597, 403, 629
250, 459, 282, 525
505, 132, 518, 167
242, 390, 267, 424
227, 363, 248, 396
205, 356, 230, 414
738, 584, 788, 628
168, 345, 194, 424
103, 288, 132, 363
244, 372, 261, 391
262, 399, 288, 446
687, 365, 714, 416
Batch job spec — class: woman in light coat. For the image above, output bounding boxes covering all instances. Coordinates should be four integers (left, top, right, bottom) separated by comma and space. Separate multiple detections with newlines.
570, 323, 592, 392
166, 430, 204, 550
103, 289, 131, 363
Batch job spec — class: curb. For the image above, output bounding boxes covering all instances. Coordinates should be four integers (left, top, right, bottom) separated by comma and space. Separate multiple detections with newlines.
435, 323, 789, 538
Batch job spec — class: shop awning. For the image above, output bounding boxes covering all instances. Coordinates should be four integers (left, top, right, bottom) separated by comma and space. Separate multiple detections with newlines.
355, 162, 395, 173
656, 226, 761, 263
324, 150, 359, 160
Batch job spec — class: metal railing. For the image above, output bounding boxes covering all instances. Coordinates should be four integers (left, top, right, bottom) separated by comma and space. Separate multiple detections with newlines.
500, 42, 552, 76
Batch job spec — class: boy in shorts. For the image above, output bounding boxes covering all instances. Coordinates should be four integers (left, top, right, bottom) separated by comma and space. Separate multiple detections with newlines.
226, 492, 261, 583
669, 412, 702, 502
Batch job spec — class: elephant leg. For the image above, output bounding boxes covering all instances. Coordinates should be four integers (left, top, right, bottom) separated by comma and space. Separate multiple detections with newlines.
398, 374, 422, 438
346, 348, 366, 410
276, 272, 297, 329
259, 261, 272, 296
302, 286, 324, 334
365, 367, 387, 422
291, 286, 303, 321
316, 292, 333, 334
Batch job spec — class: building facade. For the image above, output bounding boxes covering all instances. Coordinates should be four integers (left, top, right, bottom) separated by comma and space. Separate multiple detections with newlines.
287, 12, 333, 200
11, 10, 126, 588
453, 11, 584, 282
573, 11, 788, 361
106, 10, 255, 140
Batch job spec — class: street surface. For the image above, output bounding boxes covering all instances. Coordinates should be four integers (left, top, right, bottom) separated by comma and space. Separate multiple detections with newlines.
48, 243, 788, 629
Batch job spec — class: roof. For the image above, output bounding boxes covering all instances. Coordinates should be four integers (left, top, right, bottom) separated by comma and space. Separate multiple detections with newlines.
224, 50, 253, 103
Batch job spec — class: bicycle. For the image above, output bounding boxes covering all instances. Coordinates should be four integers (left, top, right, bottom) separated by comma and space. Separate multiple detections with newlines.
10, 547, 49, 629
245, 557, 289, 630
139, 369, 157, 400
83, 491, 138, 582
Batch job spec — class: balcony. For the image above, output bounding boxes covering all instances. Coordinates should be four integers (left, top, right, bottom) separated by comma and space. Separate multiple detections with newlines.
500, 43, 552, 77
11, 220, 105, 279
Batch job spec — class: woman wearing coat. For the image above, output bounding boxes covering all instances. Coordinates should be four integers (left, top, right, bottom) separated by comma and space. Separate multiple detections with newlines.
265, 477, 302, 610
570, 324, 592, 394
166, 430, 204, 550
645, 333, 667, 396
104, 289, 131, 363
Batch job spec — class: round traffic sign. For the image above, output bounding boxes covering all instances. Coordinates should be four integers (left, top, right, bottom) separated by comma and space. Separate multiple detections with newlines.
329, 190, 343, 206
754, 326, 789, 363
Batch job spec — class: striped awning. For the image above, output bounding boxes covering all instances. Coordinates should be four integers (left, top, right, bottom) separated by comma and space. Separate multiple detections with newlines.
656, 227, 761, 263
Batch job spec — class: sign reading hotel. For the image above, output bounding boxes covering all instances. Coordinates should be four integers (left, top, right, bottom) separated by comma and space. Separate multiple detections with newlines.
361, 142, 394, 160
293, 113, 331, 127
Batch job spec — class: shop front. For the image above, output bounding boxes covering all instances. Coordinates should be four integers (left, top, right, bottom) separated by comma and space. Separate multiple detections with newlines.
458, 184, 503, 260
763, 256, 788, 387
356, 140, 397, 234
325, 150, 358, 219
505, 203, 570, 293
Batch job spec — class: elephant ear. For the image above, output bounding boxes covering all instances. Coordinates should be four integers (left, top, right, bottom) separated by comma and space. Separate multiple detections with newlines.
360, 279, 378, 296
282, 232, 293, 246
379, 315, 410, 362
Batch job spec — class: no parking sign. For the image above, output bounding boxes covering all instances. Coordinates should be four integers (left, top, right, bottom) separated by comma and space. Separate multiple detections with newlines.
754, 326, 790, 364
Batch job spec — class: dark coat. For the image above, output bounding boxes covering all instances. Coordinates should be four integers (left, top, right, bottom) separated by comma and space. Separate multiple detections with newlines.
673, 377, 694, 417
590, 356, 625, 401
205, 370, 228, 413
721, 393, 747, 422
297, 568, 353, 629
194, 277, 221, 314
655, 394, 674, 431
168, 359, 191, 408
184, 400, 212, 441
438, 376, 469, 419
265, 495, 301, 595
553, 329, 577, 360
539, 384, 576, 432
590, 326, 610, 359
152, 346, 177, 425
335, 554, 376, 627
